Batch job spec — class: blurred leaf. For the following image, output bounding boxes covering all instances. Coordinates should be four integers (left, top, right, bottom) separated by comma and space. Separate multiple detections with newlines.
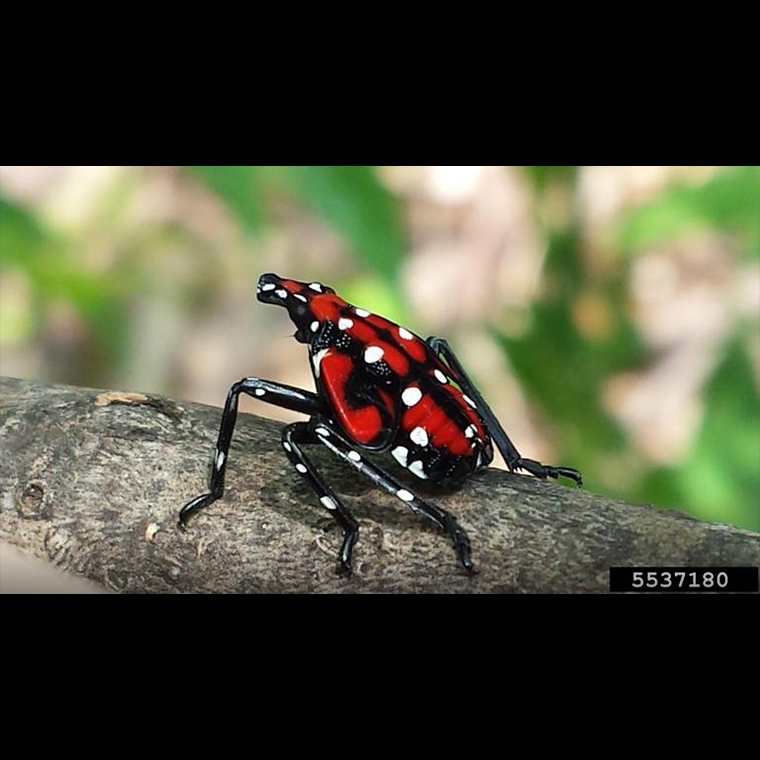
676, 339, 760, 532
283, 165, 404, 281
0, 197, 121, 326
524, 166, 578, 191
635, 466, 688, 514
0, 198, 51, 266
186, 166, 264, 231
620, 166, 760, 258
544, 228, 584, 294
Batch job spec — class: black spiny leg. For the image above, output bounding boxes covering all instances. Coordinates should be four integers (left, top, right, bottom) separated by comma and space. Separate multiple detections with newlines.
427, 337, 583, 487
179, 378, 326, 530
308, 419, 473, 573
282, 422, 360, 576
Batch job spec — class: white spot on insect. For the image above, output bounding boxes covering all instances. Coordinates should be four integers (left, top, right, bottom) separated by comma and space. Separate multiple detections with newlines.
398, 327, 414, 341
392, 446, 409, 467
364, 346, 385, 364
309, 283, 323, 292
355, 308, 371, 318
402, 387, 422, 407
476, 453, 484, 468
294, 294, 308, 303
216, 451, 226, 470
408, 460, 428, 480
255, 388, 266, 397
296, 464, 308, 474
339, 318, 354, 331
463, 395, 477, 409
465, 424, 477, 439
397, 489, 415, 503
410, 427, 429, 448
312, 348, 331, 378
283, 442, 292, 453
276, 289, 288, 299
348, 451, 362, 463
316, 427, 330, 438
262, 283, 276, 292
434, 369, 448, 384
311, 321, 320, 332
320, 495, 337, 511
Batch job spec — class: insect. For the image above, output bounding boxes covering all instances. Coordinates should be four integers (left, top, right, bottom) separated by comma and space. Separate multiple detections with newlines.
179, 273, 582, 574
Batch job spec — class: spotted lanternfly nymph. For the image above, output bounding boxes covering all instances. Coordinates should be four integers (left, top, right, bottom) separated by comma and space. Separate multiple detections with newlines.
179, 273, 583, 574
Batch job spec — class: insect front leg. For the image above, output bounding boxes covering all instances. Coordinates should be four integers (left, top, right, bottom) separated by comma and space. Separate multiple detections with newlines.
308, 421, 473, 573
426, 337, 583, 487
282, 422, 360, 576
178, 378, 326, 530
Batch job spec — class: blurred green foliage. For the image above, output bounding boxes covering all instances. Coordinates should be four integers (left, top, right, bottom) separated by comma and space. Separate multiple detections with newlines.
283, 166, 404, 280
620, 165, 760, 258
0, 198, 120, 328
0, 196, 129, 380
186, 165, 404, 281
678, 340, 760, 528
1, 165, 758, 533
515, 166, 759, 531
621, 168, 759, 531
188, 165, 265, 231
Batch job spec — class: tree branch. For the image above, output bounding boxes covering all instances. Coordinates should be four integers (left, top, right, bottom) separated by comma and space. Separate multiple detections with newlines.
1, 376, 758, 593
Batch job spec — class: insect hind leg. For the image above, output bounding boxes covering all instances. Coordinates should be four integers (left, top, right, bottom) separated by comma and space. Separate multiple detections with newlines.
426, 336, 583, 488
515, 458, 583, 487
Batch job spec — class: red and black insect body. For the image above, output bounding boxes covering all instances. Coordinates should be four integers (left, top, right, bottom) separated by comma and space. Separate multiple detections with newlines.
179, 273, 582, 574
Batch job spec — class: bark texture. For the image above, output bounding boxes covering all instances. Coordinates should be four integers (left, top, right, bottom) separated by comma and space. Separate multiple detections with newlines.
1, 376, 758, 594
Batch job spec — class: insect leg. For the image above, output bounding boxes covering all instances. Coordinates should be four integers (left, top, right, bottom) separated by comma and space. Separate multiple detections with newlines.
309, 420, 473, 573
179, 378, 327, 530
426, 337, 583, 487
282, 422, 360, 576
